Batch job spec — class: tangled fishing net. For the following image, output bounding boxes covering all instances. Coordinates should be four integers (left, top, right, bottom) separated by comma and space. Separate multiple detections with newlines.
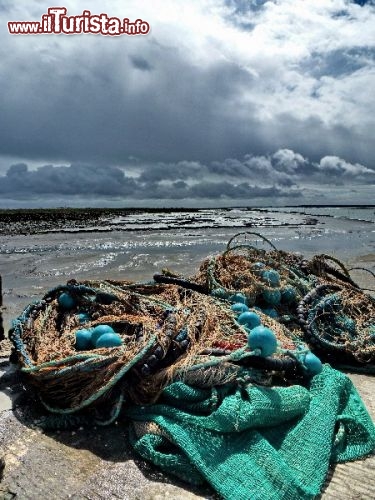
10, 274, 316, 420
300, 284, 375, 365
8, 232, 375, 500
155, 231, 375, 372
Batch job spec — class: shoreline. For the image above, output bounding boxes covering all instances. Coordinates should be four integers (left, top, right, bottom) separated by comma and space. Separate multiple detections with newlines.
0, 206, 373, 236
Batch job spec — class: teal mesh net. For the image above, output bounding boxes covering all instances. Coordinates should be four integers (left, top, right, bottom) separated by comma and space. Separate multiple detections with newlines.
126, 365, 375, 500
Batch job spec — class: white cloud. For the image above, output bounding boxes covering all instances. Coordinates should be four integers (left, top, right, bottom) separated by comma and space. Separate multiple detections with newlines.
272, 149, 308, 173
318, 155, 374, 176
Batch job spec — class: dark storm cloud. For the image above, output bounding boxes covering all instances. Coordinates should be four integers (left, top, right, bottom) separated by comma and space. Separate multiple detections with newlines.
0, 38, 260, 165
353, 1, 374, 5
136, 150, 307, 186
271, 150, 308, 174
1, 149, 372, 202
0, 162, 301, 200
1, 0, 373, 172
225, 0, 268, 15
129, 179, 300, 200
209, 150, 309, 186
208, 149, 375, 186
186, 181, 291, 199
316, 156, 374, 179
258, 113, 373, 166
0, 163, 137, 196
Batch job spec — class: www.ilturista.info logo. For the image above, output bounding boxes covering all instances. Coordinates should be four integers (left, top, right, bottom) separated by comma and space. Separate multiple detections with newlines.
8, 7, 150, 36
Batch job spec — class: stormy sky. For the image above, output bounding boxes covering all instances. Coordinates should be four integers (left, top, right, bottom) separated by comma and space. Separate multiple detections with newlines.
0, 0, 374, 207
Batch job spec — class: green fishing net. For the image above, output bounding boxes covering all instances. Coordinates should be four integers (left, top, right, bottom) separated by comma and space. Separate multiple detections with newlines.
126, 365, 375, 500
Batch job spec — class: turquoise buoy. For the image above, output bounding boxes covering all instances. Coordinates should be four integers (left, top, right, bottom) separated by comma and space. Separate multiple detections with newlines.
263, 289, 281, 306
75, 329, 93, 350
231, 302, 249, 314
262, 308, 278, 319
96, 333, 123, 348
58, 293, 76, 310
238, 311, 261, 329
78, 312, 90, 324
230, 293, 247, 304
248, 326, 277, 357
303, 352, 322, 375
261, 270, 280, 287
91, 324, 115, 345
281, 286, 297, 304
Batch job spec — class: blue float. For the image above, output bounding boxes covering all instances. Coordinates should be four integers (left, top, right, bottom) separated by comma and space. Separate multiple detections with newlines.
263, 289, 281, 306
75, 329, 93, 350
252, 262, 266, 275
78, 312, 90, 324
261, 270, 280, 287
237, 311, 261, 329
303, 352, 323, 375
231, 302, 249, 314
230, 293, 247, 304
281, 286, 297, 304
58, 293, 76, 310
96, 333, 123, 348
211, 288, 229, 299
262, 308, 278, 319
91, 324, 115, 345
248, 326, 277, 357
